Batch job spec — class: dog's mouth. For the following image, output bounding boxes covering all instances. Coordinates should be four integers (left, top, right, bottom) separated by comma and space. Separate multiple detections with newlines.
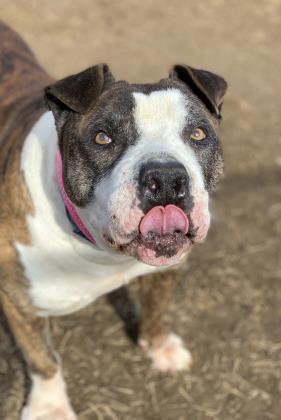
111, 205, 197, 266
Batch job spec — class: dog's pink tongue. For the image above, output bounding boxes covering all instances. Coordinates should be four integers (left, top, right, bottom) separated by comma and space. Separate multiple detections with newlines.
140, 205, 189, 236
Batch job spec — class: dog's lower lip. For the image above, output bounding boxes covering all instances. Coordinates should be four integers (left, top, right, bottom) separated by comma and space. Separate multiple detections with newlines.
105, 226, 197, 249
116, 231, 190, 258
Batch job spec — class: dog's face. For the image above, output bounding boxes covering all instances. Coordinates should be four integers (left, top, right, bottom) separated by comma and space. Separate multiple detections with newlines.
45, 64, 227, 266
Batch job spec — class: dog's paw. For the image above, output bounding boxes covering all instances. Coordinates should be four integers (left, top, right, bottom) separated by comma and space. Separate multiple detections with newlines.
139, 333, 192, 372
21, 369, 77, 420
21, 404, 77, 420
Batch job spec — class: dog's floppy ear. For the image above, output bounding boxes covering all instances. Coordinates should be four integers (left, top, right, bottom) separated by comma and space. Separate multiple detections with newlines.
45, 64, 115, 117
169, 64, 227, 119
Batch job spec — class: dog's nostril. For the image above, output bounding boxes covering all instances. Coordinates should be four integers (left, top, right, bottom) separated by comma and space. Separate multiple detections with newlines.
144, 177, 159, 194
174, 176, 188, 196
148, 179, 158, 192
177, 187, 186, 199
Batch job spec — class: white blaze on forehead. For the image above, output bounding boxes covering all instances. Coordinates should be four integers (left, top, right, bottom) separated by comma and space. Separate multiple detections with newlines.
133, 89, 188, 139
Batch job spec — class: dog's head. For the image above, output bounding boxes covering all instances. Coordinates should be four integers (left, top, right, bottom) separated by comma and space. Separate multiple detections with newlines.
45, 64, 227, 266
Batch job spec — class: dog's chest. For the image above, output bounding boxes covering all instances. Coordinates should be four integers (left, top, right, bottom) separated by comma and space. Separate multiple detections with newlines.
16, 200, 155, 317
17, 237, 150, 317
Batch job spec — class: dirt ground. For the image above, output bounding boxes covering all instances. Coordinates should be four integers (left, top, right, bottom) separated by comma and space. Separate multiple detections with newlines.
1, 1, 281, 419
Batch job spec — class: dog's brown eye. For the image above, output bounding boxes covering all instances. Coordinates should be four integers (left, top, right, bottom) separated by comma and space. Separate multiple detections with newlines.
190, 128, 206, 141
95, 132, 112, 145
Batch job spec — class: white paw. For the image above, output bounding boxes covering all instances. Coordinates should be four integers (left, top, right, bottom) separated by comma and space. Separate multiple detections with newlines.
140, 333, 192, 372
21, 404, 77, 420
21, 369, 77, 420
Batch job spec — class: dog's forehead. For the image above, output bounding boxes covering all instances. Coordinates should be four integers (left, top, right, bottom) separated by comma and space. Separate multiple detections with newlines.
95, 81, 201, 134
98, 79, 213, 126
132, 89, 188, 137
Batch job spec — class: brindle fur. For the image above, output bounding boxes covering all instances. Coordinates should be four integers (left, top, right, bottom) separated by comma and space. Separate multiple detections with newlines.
0, 21, 57, 379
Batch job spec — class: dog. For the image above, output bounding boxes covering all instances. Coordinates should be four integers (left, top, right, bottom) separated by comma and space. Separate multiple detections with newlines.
0, 21, 227, 419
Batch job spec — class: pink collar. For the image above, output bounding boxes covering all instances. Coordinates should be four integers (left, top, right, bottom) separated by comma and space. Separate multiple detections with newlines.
56, 149, 96, 244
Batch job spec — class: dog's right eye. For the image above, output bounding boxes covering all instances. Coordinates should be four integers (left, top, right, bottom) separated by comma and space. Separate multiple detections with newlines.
95, 132, 112, 145
190, 127, 206, 141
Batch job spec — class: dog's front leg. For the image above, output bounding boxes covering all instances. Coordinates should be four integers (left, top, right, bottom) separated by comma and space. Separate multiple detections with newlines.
138, 271, 192, 372
1, 293, 76, 420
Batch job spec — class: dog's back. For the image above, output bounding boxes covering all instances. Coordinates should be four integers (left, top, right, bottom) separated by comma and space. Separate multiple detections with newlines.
0, 21, 52, 171
0, 21, 53, 232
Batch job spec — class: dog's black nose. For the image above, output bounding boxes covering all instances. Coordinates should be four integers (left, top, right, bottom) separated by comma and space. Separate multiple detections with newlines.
139, 161, 193, 212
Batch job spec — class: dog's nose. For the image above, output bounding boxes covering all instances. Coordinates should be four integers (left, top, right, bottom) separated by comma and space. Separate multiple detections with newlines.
139, 161, 193, 212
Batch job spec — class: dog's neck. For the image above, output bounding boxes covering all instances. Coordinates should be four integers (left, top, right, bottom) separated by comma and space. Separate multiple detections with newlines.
56, 149, 96, 245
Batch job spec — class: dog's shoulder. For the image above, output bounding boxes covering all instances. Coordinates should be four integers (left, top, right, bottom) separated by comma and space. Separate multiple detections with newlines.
0, 21, 53, 236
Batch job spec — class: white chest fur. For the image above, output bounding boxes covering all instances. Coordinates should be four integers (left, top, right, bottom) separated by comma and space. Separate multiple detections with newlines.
16, 112, 156, 317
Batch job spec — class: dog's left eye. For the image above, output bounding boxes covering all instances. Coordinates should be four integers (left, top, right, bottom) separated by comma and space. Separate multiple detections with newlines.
190, 128, 206, 141
95, 132, 112, 145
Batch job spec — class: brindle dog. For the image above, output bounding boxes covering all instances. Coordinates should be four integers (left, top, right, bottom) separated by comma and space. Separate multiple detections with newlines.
0, 21, 227, 419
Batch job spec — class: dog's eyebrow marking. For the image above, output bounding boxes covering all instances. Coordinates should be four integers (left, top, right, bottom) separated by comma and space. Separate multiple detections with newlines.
132, 89, 188, 139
